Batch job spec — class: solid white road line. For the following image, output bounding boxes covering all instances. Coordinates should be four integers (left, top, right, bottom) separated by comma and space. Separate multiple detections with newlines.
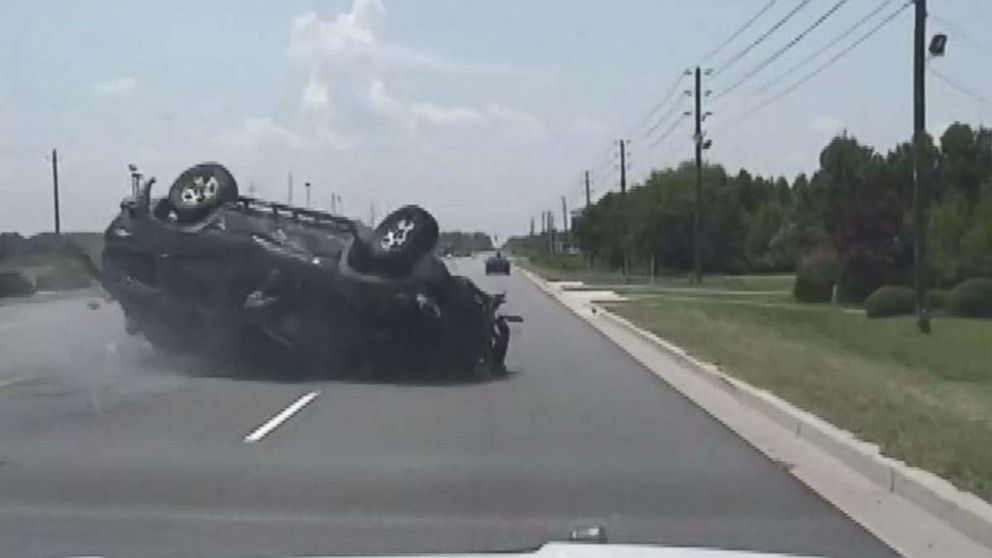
243, 391, 321, 443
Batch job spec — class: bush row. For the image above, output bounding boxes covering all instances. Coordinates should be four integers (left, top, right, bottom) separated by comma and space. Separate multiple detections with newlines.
794, 251, 992, 319
861, 279, 992, 319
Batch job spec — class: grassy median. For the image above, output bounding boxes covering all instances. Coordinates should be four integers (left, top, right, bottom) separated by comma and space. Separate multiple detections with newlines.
609, 298, 992, 501
521, 261, 992, 502
521, 259, 795, 292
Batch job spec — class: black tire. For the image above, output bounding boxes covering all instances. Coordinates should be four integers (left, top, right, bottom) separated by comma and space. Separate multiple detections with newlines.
364, 206, 439, 275
491, 318, 510, 371
168, 162, 239, 223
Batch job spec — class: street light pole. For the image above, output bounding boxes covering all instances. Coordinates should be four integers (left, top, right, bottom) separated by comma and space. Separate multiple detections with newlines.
913, 0, 931, 333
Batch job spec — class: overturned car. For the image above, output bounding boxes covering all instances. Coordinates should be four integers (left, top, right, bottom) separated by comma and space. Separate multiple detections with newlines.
101, 162, 518, 377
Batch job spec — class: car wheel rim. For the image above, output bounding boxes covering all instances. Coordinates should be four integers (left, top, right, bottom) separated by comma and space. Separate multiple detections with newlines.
179, 175, 220, 207
379, 218, 416, 251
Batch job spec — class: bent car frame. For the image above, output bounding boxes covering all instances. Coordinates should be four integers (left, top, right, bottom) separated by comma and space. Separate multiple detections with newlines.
100, 162, 519, 377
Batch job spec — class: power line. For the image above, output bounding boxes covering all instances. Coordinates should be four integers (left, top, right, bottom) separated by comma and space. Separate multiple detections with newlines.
713, 0, 851, 101
649, 114, 690, 151
636, 74, 688, 137
599, 0, 779, 196
930, 68, 992, 107
698, 0, 780, 64
643, 93, 688, 141
752, 0, 896, 94
721, 1, 912, 129
714, 0, 814, 76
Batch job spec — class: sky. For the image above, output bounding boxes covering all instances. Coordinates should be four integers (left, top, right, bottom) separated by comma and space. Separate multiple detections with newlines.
1, 0, 990, 239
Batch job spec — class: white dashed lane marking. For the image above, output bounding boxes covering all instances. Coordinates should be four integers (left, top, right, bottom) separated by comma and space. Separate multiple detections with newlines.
243, 391, 321, 443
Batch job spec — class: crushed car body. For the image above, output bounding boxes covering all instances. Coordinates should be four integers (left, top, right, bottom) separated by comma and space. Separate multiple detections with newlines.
101, 162, 518, 377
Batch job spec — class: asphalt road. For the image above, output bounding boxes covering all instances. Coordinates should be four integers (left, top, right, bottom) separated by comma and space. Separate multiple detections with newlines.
0, 257, 896, 558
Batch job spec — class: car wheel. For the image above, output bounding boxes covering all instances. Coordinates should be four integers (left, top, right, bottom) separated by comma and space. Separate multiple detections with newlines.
168, 162, 239, 223
365, 206, 439, 275
491, 318, 510, 371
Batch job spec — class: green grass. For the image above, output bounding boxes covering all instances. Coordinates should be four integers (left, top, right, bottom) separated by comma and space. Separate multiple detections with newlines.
605, 296, 992, 501
0, 233, 102, 293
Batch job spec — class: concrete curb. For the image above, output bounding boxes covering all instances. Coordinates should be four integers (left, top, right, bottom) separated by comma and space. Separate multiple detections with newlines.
518, 267, 992, 554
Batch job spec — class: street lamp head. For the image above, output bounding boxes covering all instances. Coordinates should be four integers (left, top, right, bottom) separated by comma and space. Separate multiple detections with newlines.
929, 33, 947, 57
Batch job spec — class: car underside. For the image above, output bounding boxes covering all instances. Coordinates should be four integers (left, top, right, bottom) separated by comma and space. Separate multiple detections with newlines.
100, 163, 517, 377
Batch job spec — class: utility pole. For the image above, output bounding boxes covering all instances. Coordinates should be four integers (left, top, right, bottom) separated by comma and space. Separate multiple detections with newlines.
691, 66, 713, 284
287, 172, 294, 204
547, 211, 555, 254
369, 202, 377, 227
618, 139, 628, 194
693, 67, 703, 285
305, 182, 312, 208
51, 149, 61, 236
617, 139, 630, 277
913, 0, 931, 333
561, 196, 568, 237
530, 216, 535, 237
584, 170, 591, 209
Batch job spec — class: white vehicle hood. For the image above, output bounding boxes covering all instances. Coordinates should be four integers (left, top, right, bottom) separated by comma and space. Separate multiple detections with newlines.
310, 542, 824, 558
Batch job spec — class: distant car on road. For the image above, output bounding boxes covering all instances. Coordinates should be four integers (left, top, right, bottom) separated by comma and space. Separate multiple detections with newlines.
485, 251, 511, 275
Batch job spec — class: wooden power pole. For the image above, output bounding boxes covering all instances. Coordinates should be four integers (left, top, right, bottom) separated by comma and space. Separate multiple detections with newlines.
51, 148, 61, 236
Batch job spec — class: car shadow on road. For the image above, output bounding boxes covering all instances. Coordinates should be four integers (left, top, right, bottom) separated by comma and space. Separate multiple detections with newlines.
132, 345, 517, 386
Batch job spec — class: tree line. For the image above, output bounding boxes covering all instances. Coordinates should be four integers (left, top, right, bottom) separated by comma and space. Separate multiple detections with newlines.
508, 122, 992, 302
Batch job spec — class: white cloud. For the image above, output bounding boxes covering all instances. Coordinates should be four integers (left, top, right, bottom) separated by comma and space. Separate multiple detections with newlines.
212, 116, 308, 151
93, 77, 137, 97
288, 0, 384, 64
301, 74, 331, 112
571, 116, 609, 137
809, 115, 843, 134
288, 0, 534, 79
367, 78, 484, 129
486, 103, 549, 142
317, 126, 353, 151
375, 45, 533, 77
409, 102, 485, 126
367, 78, 406, 121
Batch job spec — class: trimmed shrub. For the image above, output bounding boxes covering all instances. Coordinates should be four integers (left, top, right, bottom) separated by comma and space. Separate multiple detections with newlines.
836, 245, 895, 304
865, 285, 916, 318
0, 271, 36, 298
948, 278, 992, 317
793, 249, 840, 303
926, 289, 949, 311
